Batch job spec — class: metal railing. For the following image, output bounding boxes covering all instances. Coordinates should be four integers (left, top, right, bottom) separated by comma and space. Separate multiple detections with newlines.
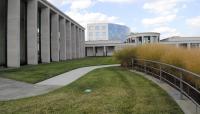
131, 58, 200, 114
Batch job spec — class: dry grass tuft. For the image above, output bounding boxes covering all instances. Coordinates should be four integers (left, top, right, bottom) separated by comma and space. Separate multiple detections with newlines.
114, 44, 200, 75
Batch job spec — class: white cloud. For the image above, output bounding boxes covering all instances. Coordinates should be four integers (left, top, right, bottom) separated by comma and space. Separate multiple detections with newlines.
47, 0, 69, 6
70, 0, 94, 11
98, 0, 134, 3
143, 0, 186, 15
142, 0, 189, 38
151, 26, 181, 39
47, 0, 94, 10
67, 11, 119, 27
142, 15, 176, 26
47, 0, 135, 11
186, 16, 200, 28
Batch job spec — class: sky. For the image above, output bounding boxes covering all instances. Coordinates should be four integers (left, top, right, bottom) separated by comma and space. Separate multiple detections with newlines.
47, 0, 200, 40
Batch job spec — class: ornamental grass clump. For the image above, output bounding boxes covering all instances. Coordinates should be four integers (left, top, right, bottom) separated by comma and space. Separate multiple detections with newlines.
135, 44, 168, 61
114, 44, 200, 75
113, 46, 137, 67
114, 44, 200, 88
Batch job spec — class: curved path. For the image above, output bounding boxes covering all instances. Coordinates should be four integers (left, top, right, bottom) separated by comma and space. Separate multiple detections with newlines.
0, 64, 120, 101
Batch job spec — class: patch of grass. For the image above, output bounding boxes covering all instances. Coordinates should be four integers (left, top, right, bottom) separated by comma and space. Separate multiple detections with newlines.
0, 67, 183, 114
0, 57, 118, 83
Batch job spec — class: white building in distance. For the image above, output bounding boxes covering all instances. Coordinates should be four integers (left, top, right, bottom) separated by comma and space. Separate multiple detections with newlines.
125, 32, 160, 45
160, 36, 200, 48
85, 32, 161, 57
87, 23, 130, 42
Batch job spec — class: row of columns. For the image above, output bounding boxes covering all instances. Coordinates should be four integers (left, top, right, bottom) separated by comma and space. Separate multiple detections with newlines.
7, 0, 85, 67
86, 46, 110, 57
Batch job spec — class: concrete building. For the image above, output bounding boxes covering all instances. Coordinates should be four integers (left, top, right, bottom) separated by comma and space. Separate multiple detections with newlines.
160, 36, 200, 48
87, 23, 130, 42
85, 40, 135, 57
125, 32, 160, 45
85, 32, 160, 57
0, 0, 85, 68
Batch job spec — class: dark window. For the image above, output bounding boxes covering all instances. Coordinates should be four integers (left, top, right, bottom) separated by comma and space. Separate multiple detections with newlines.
20, 0, 28, 65
0, 0, 7, 67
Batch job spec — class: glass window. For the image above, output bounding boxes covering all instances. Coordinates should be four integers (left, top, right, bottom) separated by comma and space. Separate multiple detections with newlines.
89, 32, 93, 36
96, 32, 100, 37
95, 26, 100, 30
101, 26, 106, 30
102, 32, 106, 36
88, 26, 93, 30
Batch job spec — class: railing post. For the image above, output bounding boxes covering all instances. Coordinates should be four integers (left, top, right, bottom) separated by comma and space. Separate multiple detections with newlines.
196, 104, 198, 114
159, 64, 162, 82
131, 58, 134, 70
180, 72, 183, 100
144, 61, 147, 73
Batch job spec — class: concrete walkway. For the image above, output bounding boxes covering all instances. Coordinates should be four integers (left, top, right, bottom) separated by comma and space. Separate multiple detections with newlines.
0, 64, 119, 101
131, 70, 200, 114
37, 64, 120, 86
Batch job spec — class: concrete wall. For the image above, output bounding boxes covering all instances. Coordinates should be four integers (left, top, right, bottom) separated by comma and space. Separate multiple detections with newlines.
107, 46, 115, 56
86, 47, 94, 56
95, 47, 104, 56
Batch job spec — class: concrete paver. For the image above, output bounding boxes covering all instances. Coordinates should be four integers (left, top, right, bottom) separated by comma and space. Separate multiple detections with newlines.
37, 65, 120, 86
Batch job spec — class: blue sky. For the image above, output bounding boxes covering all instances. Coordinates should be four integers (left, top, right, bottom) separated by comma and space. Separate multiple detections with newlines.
47, 0, 200, 39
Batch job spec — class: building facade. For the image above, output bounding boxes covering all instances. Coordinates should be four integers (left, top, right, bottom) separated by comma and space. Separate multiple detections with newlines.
85, 32, 160, 57
87, 23, 130, 42
85, 40, 135, 57
0, 0, 85, 68
160, 36, 200, 48
125, 32, 160, 45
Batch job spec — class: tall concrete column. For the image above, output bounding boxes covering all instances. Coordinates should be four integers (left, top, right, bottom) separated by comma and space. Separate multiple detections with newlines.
82, 30, 85, 57
176, 44, 179, 48
142, 36, 144, 44
150, 36, 153, 43
41, 7, 50, 63
59, 18, 66, 61
72, 25, 77, 59
93, 46, 96, 56
103, 46, 106, 56
76, 28, 80, 58
7, 0, 21, 67
187, 43, 191, 49
71, 24, 75, 59
79, 29, 82, 58
51, 13, 59, 62
27, 0, 38, 65
66, 21, 72, 60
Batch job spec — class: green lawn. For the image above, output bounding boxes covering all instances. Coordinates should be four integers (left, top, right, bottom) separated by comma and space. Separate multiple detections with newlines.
0, 67, 183, 114
0, 57, 118, 83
